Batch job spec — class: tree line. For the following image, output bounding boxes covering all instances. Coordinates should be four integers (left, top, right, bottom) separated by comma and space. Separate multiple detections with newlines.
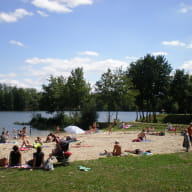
1, 54, 192, 122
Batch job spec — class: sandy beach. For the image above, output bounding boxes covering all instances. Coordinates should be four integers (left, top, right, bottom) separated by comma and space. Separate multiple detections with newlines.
0, 130, 185, 164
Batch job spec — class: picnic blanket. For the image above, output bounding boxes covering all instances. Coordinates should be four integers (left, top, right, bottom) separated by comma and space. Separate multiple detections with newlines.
19, 147, 32, 151
77, 165, 91, 171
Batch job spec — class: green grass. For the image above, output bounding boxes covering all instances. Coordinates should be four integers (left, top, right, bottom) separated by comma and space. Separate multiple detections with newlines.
108, 121, 187, 133
1, 153, 192, 192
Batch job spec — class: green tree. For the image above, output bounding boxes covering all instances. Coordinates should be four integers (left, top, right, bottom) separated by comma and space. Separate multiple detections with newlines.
41, 75, 68, 112
95, 68, 137, 122
169, 70, 192, 113
128, 54, 172, 122
66, 68, 91, 110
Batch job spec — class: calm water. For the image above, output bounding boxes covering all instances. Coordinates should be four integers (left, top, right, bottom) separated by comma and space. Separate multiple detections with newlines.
0, 111, 137, 137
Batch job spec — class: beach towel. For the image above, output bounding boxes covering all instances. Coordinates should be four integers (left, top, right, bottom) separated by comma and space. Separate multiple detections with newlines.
4, 164, 31, 169
132, 138, 142, 142
71, 145, 93, 148
140, 140, 152, 142
19, 147, 32, 151
77, 165, 91, 171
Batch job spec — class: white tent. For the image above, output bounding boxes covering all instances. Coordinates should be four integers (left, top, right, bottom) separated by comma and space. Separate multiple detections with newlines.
64, 125, 85, 134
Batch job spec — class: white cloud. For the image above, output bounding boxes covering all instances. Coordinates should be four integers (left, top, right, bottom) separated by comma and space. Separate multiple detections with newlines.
0, 73, 17, 78
91, 59, 128, 72
0, 9, 33, 23
162, 40, 192, 49
162, 40, 186, 47
152, 52, 168, 56
0, 78, 36, 89
181, 60, 192, 70
187, 44, 192, 49
9, 40, 24, 47
31, 0, 93, 13
1, 55, 128, 89
78, 51, 99, 56
58, 0, 93, 8
24, 56, 128, 81
179, 3, 192, 13
37, 10, 49, 17
125, 56, 139, 61
31, 0, 72, 13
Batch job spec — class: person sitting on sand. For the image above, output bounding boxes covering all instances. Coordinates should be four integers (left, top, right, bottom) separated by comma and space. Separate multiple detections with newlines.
34, 137, 43, 145
104, 140, 122, 156
45, 133, 55, 143
27, 146, 44, 169
146, 127, 155, 133
21, 137, 43, 149
9, 145, 22, 166
132, 129, 146, 142
21, 138, 33, 148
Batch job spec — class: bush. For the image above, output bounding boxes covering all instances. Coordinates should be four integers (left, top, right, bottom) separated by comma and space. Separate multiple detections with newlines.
161, 114, 192, 124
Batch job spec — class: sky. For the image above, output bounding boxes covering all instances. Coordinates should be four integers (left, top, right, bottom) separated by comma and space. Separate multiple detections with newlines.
0, 0, 191, 90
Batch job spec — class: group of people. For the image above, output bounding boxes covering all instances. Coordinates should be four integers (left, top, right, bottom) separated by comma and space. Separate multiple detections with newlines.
104, 140, 152, 157
1, 133, 72, 169
9, 145, 44, 169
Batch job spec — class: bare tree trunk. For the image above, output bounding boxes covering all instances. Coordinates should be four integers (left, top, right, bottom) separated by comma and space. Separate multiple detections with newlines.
115, 111, 118, 120
136, 111, 138, 121
108, 111, 111, 123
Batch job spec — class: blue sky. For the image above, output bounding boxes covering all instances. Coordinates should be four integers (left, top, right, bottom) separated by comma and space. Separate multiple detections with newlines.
0, 0, 191, 90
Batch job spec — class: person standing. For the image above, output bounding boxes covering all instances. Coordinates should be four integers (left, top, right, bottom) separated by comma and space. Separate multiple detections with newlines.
187, 122, 192, 145
183, 129, 190, 152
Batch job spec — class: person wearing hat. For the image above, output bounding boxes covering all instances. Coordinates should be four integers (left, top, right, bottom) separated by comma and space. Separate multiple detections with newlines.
187, 122, 192, 146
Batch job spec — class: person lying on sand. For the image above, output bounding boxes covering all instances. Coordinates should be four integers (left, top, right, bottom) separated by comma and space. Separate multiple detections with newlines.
21, 138, 42, 149
124, 149, 152, 156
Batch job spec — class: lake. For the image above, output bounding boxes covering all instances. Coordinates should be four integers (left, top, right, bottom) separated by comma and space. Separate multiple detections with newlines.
0, 111, 137, 137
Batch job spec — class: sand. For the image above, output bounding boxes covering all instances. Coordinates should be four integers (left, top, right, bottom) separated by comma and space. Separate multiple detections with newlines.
0, 130, 185, 164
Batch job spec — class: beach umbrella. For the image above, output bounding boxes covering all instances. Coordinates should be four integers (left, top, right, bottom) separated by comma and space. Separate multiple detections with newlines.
64, 125, 85, 134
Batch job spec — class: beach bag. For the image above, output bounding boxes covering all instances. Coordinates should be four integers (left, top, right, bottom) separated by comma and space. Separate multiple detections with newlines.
44, 157, 54, 170
0, 158, 8, 166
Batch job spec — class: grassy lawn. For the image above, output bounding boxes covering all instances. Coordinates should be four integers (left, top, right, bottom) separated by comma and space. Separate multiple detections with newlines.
1, 152, 192, 192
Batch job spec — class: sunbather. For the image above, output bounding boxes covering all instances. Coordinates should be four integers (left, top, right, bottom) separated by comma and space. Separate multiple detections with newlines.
104, 140, 122, 156
124, 149, 152, 155
132, 129, 146, 142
